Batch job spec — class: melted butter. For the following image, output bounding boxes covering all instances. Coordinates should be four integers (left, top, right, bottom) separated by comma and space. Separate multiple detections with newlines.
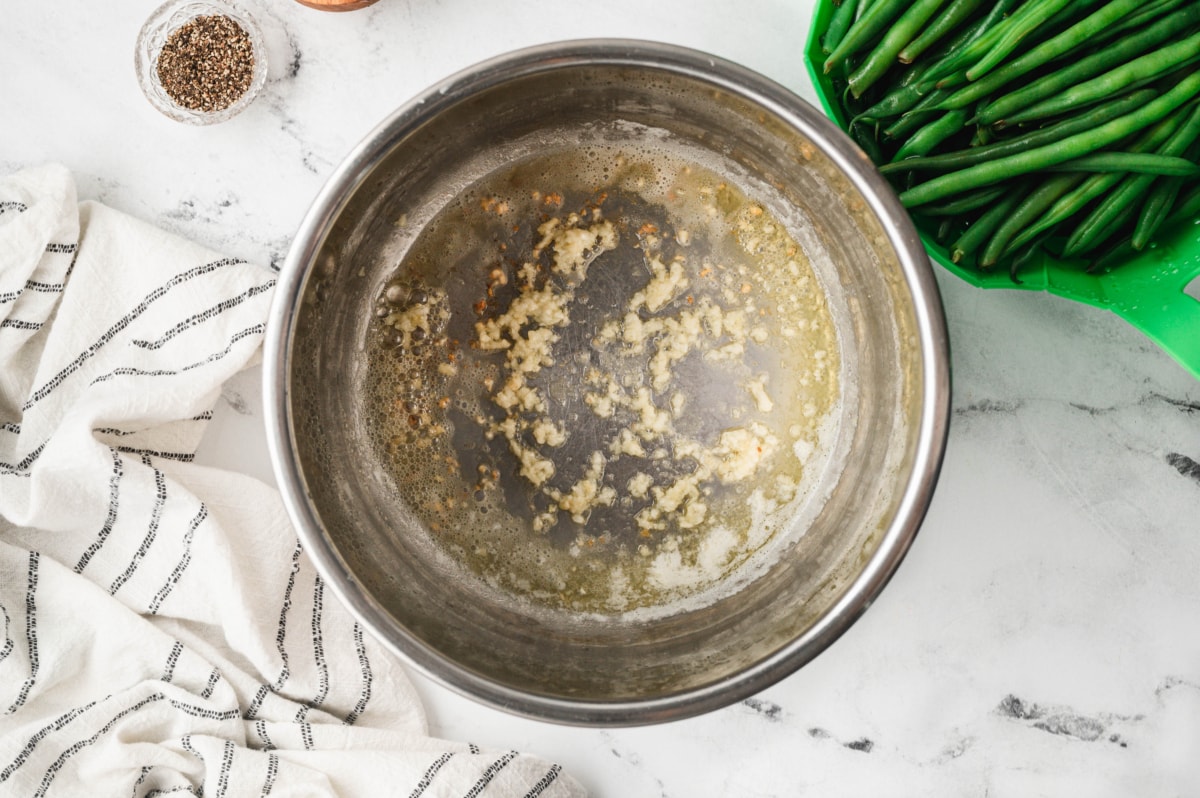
362, 143, 840, 614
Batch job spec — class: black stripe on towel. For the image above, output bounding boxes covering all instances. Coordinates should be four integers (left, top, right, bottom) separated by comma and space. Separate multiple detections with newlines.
133, 282, 274, 350
407, 753, 454, 798
108, 466, 168, 596
200, 668, 221, 700
0, 319, 42, 331
24, 280, 65, 293
0, 699, 100, 784
167, 699, 239, 722
0, 599, 12, 662
21, 257, 245, 411
254, 719, 275, 752
144, 785, 199, 797
523, 764, 563, 798
162, 641, 184, 683
131, 764, 153, 797
299, 722, 314, 751
244, 685, 270, 723
294, 576, 328, 723
88, 323, 266, 388
7, 552, 40, 713
96, 418, 208, 439
463, 752, 519, 798
215, 740, 235, 798
271, 542, 303, 692
34, 693, 167, 798
94, 427, 141, 437
115, 446, 195, 463
177, 735, 204, 797
0, 268, 71, 305
262, 752, 279, 796
75, 448, 123, 574
0, 440, 47, 476
343, 622, 372, 726
147, 503, 208, 615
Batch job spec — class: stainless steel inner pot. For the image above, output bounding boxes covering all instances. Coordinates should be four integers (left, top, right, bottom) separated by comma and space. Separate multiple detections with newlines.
264, 40, 950, 726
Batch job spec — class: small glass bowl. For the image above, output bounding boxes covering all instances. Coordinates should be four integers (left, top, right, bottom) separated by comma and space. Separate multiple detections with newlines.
135, 0, 268, 125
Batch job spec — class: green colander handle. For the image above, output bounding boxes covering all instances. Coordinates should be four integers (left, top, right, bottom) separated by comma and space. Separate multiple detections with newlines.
1103, 226, 1200, 381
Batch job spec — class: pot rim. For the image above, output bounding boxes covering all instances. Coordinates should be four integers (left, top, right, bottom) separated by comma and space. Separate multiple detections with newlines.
262, 38, 951, 726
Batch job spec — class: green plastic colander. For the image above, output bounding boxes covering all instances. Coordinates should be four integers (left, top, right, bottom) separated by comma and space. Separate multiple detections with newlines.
803, 0, 1200, 379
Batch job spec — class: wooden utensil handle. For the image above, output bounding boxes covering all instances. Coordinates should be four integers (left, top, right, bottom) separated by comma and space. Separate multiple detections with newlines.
294, 0, 380, 10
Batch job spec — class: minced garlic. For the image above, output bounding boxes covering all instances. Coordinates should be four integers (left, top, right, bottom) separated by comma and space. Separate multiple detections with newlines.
474, 213, 621, 516
551, 451, 617, 524
368, 145, 841, 615
630, 254, 689, 313
531, 418, 566, 447
714, 423, 778, 484
627, 472, 654, 498
746, 374, 774, 413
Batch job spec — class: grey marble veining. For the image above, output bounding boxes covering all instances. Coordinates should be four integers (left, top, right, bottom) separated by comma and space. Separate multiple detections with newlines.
5, 1, 1199, 795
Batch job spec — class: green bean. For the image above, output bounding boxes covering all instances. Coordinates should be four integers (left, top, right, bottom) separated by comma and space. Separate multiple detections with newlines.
883, 87, 956, 139
935, 218, 958, 242
1064, 102, 1200, 256
849, 120, 885, 164
975, 7, 1200, 126
949, 186, 1031, 263
898, 71, 1200, 207
932, 0, 1144, 112
980, 174, 1084, 267
854, 82, 931, 124
824, 0, 909, 73
1167, 184, 1200, 223
892, 109, 970, 161
1088, 183, 1200, 272
1046, 152, 1200, 176
896, 10, 1003, 89
918, 185, 1009, 215
883, 112, 936, 142
1095, 0, 1192, 44
1028, 175, 1123, 241
898, 57, 936, 89
1000, 31, 1200, 126
965, 0, 1091, 81
1080, 203, 1142, 267
1086, 236, 1135, 273
1132, 138, 1200, 248
1132, 178, 1185, 249
855, 0, 878, 23
899, 0, 987, 64
1001, 113, 1188, 254
848, 0, 951, 98
1007, 233, 1052, 283
968, 125, 993, 147
880, 89, 1156, 174
823, 0, 861, 55
921, 0, 1024, 85
929, 0, 1085, 83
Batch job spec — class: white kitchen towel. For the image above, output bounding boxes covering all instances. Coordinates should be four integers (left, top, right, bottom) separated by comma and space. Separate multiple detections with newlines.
0, 164, 584, 797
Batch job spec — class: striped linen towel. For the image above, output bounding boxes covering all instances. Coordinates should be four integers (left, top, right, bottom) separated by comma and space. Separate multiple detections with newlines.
0, 164, 583, 797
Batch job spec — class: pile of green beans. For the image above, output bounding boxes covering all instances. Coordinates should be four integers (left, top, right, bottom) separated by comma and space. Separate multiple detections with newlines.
821, 0, 1200, 278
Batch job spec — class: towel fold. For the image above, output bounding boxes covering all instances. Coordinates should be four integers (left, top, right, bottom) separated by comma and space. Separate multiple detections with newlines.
0, 164, 583, 797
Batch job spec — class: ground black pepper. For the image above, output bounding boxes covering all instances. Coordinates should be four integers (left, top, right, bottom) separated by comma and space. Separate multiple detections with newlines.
156, 15, 255, 113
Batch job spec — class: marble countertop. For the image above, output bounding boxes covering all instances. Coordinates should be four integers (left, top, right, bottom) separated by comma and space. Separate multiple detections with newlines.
6, 1, 1200, 794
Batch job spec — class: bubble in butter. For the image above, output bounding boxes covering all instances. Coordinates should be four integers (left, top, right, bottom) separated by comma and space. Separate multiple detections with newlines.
363, 143, 840, 614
